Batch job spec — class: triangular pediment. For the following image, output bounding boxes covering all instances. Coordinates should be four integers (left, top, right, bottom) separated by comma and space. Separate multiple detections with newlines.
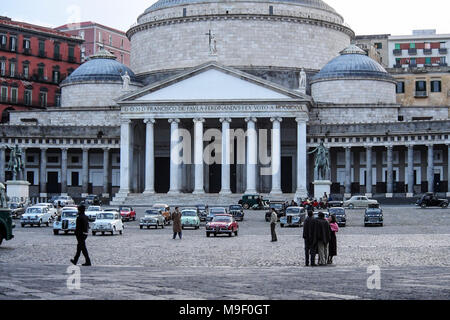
119, 62, 311, 103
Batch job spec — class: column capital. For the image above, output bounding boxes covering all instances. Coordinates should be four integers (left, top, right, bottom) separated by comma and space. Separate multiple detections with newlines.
295, 116, 308, 123
143, 118, 156, 125
168, 118, 180, 124
426, 143, 434, 148
120, 118, 132, 125
103, 147, 111, 152
406, 144, 414, 149
219, 117, 232, 124
270, 117, 283, 123
82, 147, 89, 152
40, 147, 48, 152
60, 147, 69, 152
344, 146, 351, 150
364, 144, 373, 149
245, 117, 257, 123
386, 144, 394, 150
193, 118, 205, 123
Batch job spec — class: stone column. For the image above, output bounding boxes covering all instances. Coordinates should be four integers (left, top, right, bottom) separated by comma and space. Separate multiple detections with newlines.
270, 117, 282, 195
245, 117, 258, 194
0, 146, 5, 183
193, 118, 205, 194
427, 144, 434, 193
406, 145, 414, 197
61, 148, 68, 195
344, 146, 351, 198
168, 118, 181, 194
295, 117, 308, 199
386, 145, 394, 197
220, 118, 232, 195
103, 147, 110, 197
118, 119, 132, 195
39, 148, 47, 197
82, 148, 89, 196
143, 118, 155, 194
365, 145, 372, 196
447, 144, 450, 197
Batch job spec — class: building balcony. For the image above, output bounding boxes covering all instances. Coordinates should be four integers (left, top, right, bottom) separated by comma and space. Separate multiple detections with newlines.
393, 49, 402, 56
54, 53, 62, 61
439, 48, 448, 54
38, 50, 47, 58
23, 48, 32, 55
423, 48, 432, 55
68, 56, 77, 63
408, 48, 417, 55
415, 91, 428, 98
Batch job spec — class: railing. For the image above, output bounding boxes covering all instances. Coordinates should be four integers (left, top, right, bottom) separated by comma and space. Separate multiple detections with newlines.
423, 48, 432, 55
23, 48, 32, 55
408, 48, 417, 55
415, 91, 428, 98
38, 50, 47, 58
439, 48, 448, 54
54, 53, 62, 60
68, 56, 77, 63
393, 49, 402, 55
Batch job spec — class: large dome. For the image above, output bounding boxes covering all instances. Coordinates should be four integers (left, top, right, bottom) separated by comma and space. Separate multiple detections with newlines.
145, 0, 337, 14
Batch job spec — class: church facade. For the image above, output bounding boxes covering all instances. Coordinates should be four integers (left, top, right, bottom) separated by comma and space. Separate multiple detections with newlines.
1, 0, 449, 204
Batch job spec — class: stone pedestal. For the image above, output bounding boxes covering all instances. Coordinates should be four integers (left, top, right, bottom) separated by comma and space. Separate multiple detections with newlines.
385, 193, 393, 198
312, 180, 332, 200
406, 193, 414, 198
6, 180, 31, 204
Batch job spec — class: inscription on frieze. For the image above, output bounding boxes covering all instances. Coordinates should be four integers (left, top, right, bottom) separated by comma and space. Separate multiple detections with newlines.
122, 105, 304, 113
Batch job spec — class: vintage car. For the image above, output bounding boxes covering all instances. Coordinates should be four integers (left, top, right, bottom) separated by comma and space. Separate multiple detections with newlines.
344, 196, 379, 209
52, 195, 75, 207
196, 204, 209, 221
0, 208, 14, 246
238, 194, 269, 210
265, 201, 287, 222
119, 206, 136, 221
328, 200, 344, 208
206, 207, 227, 222
280, 206, 306, 228
416, 193, 448, 208
92, 211, 124, 236
364, 207, 384, 227
81, 194, 102, 206
328, 207, 347, 227
228, 205, 245, 221
206, 214, 239, 237
86, 206, 102, 221
152, 204, 171, 224
9, 202, 25, 219
181, 208, 200, 229
53, 209, 78, 235
21, 205, 53, 227
140, 209, 166, 229
36, 203, 57, 218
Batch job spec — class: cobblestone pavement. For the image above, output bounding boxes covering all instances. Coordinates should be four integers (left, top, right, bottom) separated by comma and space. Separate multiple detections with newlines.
0, 205, 449, 300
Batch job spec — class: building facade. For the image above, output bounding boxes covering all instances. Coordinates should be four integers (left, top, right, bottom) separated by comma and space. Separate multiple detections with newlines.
55, 22, 131, 67
0, 16, 83, 122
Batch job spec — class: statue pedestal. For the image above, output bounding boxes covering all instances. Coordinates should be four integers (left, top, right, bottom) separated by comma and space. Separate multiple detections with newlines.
312, 180, 332, 200
6, 180, 30, 204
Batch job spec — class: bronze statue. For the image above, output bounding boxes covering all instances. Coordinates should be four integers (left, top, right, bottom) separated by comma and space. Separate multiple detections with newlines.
7, 145, 24, 181
308, 141, 330, 180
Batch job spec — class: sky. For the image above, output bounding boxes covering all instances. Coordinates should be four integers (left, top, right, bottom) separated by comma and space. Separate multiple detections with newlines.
1, 0, 449, 35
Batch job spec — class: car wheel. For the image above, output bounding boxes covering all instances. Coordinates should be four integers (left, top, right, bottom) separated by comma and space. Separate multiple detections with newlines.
243, 204, 249, 210
214, 233, 217, 237
21, 224, 25, 228
102, 232, 105, 235
206, 232, 210, 237
235, 230, 238, 236
441, 203, 448, 209
92, 232, 96, 236
133, 216, 136, 221
37, 220, 41, 227
182, 226, 184, 230
64, 231, 69, 235
280, 224, 284, 228
364, 224, 367, 227
421, 203, 427, 209
147, 226, 150, 229
162, 224, 165, 229
119, 230, 123, 235
349, 204, 354, 209
229, 232, 232, 237
53, 230, 59, 235
46, 220, 49, 227
140, 226, 143, 229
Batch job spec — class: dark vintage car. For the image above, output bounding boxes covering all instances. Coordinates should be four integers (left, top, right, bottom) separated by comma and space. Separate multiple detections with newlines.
0, 208, 14, 246
416, 193, 448, 209
81, 195, 102, 206
9, 202, 26, 219
206, 207, 227, 222
328, 201, 344, 208
206, 214, 239, 237
265, 201, 287, 222
328, 207, 347, 227
229, 205, 244, 221
280, 207, 306, 228
238, 194, 269, 210
364, 207, 383, 227
196, 204, 209, 221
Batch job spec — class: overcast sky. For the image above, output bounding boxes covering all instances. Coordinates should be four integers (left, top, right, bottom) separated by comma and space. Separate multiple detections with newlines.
1, 0, 449, 35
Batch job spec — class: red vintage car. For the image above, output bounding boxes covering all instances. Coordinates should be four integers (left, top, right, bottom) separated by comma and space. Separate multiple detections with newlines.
119, 206, 136, 222
206, 214, 239, 237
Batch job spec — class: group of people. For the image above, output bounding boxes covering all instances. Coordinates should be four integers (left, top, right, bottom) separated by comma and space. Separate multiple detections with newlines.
301, 193, 333, 210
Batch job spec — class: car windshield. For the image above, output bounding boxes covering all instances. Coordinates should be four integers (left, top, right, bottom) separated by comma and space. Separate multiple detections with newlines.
145, 210, 160, 215
210, 208, 225, 214
9, 203, 18, 209
26, 207, 42, 214
63, 211, 77, 218
182, 211, 197, 217
229, 206, 241, 210
57, 196, 68, 200
87, 206, 100, 211
329, 208, 345, 215
212, 216, 231, 223
366, 210, 381, 215
286, 208, 300, 214
120, 207, 131, 212
196, 205, 206, 210
97, 213, 114, 220
270, 203, 283, 209
87, 196, 96, 199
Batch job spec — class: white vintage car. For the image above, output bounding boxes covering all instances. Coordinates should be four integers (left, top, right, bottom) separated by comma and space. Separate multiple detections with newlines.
21, 205, 53, 227
52, 195, 75, 207
140, 208, 165, 229
36, 203, 57, 218
86, 206, 102, 221
92, 211, 124, 236
53, 208, 78, 235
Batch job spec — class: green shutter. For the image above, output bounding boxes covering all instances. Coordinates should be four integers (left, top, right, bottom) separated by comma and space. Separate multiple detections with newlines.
395, 43, 401, 50
425, 57, 431, 65
410, 43, 415, 49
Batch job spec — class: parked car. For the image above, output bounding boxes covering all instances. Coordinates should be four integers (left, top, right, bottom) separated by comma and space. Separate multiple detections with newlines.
328, 207, 347, 227
238, 194, 269, 210
81, 194, 102, 206
181, 208, 200, 229
140, 209, 166, 229
152, 204, 171, 224
328, 200, 344, 208
196, 204, 209, 221
21, 205, 53, 227
0, 208, 14, 246
416, 193, 448, 209
364, 207, 384, 227
119, 206, 136, 221
228, 205, 245, 221
206, 214, 239, 237
206, 207, 227, 222
36, 203, 57, 218
265, 201, 287, 222
344, 196, 378, 209
53, 209, 78, 235
9, 202, 25, 219
280, 206, 306, 228
86, 206, 102, 222
52, 195, 75, 207
92, 211, 124, 236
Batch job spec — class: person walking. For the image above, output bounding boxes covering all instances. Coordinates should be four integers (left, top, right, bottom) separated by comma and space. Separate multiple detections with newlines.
70, 205, 91, 266
172, 207, 182, 240
328, 215, 339, 264
302, 210, 316, 266
270, 208, 278, 242
313, 212, 331, 266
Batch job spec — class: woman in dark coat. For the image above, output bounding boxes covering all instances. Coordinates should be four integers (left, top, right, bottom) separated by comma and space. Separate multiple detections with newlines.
328, 215, 339, 264
172, 207, 182, 240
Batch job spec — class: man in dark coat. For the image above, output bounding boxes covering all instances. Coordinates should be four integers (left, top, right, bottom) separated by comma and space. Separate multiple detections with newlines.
313, 212, 331, 266
172, 207, 182, 240
302, 210, 316, 266
71, 205, 91, 266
